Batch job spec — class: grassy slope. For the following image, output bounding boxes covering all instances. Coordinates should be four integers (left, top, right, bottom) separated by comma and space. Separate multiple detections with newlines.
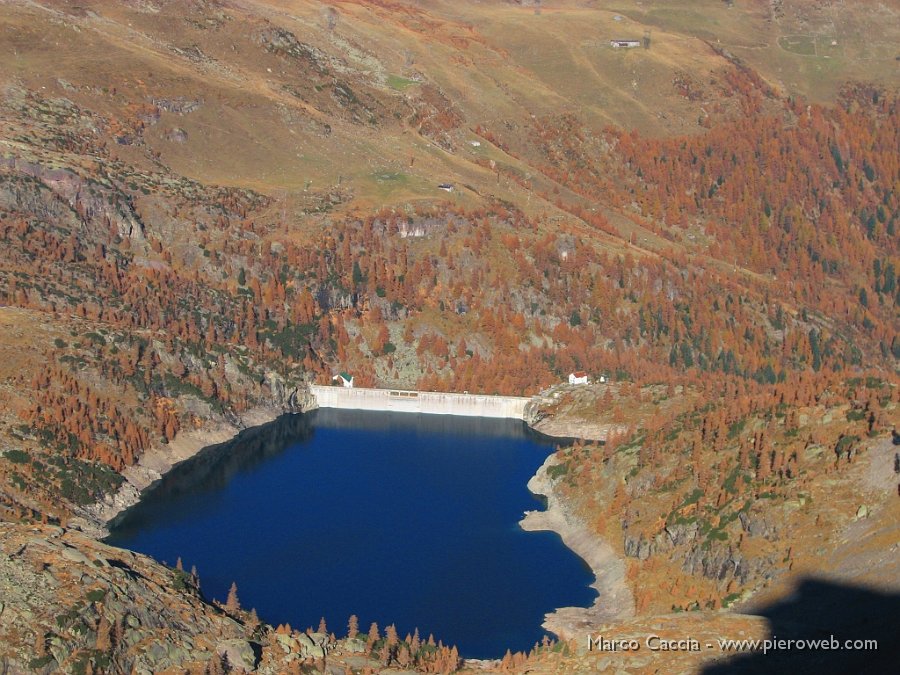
5, 0, 895, 215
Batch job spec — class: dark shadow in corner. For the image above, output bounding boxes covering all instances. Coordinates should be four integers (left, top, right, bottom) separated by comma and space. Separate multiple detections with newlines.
703, 578, 900, 674
105, 413, 314, 538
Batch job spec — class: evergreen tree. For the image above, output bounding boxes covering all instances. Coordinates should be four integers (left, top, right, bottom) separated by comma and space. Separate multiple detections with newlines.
366, 622, 380, 649
225, 582, 240, 612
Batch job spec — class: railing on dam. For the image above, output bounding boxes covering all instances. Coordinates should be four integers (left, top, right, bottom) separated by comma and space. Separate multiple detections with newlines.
310, 385, 531, 420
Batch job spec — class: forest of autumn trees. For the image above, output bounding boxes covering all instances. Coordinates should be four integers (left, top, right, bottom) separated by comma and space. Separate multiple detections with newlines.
1, 8, 898, 674
516, 83, 898, 356
0, 58, 896, 524
546, 370, 897, 613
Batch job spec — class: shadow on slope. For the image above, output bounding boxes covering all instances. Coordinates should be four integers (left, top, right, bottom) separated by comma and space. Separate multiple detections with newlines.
704, 578, 900, 674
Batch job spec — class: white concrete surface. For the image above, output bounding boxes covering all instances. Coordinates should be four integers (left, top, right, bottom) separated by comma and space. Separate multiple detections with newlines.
310, 385, 530, 419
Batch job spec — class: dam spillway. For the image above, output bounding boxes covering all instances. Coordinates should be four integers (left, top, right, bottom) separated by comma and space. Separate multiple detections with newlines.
310, 385, 531, 420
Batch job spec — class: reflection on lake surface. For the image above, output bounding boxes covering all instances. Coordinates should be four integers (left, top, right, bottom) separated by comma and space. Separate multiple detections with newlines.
107, 409, 595, 658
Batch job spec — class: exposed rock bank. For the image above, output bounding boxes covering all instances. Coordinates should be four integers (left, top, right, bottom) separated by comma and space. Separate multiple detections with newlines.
529, 417, 625, 442
520, 454, 635, 640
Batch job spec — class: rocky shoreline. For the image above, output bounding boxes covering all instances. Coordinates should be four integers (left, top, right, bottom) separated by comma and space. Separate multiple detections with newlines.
530, 417, 627, 442
520, 454, 635, 641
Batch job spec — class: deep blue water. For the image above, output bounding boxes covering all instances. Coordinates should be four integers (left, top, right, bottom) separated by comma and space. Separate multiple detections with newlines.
106, 409, 595, 658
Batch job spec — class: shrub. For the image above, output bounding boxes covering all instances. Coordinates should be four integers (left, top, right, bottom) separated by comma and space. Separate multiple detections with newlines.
3, 449, 30, 464
547, 462, 569, 479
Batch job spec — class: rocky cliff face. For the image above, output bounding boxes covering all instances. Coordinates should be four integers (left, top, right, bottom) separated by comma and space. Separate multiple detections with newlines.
260, 374, 317, 415
0, 523, 259, 673
622, 513, 777, 587
0, 157, 146, 244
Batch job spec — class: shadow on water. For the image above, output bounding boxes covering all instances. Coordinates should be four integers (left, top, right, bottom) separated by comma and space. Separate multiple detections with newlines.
311, 406, 571, 444
106, 412, 314, 536
703, 578, 900, 674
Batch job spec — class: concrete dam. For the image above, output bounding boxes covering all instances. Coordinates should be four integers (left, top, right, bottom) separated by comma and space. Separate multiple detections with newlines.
310, 385, 532, 420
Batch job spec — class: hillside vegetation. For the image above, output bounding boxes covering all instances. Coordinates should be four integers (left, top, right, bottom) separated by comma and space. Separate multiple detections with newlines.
0, 0, 897, 672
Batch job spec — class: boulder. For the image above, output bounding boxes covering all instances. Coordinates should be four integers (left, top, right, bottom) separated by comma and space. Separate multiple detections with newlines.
344, 636, 367, 653
296, 632, 326, 659
275, 632, 299, 654
164, 127, 188, 143
217, 638, 257, 672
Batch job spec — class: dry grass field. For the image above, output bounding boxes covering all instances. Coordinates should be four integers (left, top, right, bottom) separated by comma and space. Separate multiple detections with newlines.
5, 0, 893, 214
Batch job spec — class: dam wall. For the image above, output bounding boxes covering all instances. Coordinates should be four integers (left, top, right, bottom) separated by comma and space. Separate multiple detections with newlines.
310, 385, 530, 420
